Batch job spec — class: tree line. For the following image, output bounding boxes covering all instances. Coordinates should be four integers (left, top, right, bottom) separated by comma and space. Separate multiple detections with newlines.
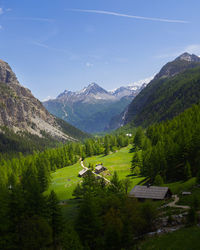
130, 104, 200, 183
0, 132, 132, 249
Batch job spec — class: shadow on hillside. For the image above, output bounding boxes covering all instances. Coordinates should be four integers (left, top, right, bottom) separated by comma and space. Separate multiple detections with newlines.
129, 148, 135, 153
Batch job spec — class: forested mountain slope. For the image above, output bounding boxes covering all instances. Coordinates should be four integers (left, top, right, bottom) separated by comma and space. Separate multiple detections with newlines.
124, 53, 200, 127
140, 104, 200, 182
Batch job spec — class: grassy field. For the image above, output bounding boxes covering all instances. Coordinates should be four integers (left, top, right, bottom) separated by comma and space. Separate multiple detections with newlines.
135, 226, 200, 250
47, 162, 82, 200
47, 145, 145, 200
164, 178, 196, 194
84, 145, 145, 188
84, 145, 140, 178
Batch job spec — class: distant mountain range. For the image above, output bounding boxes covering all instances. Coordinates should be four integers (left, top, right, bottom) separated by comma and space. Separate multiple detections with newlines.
0, 59, 88, 153
122, 52, 200, 127
43, 80, 151, 133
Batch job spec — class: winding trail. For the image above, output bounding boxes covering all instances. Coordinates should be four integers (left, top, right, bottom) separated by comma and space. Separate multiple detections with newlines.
80, 160, 110, 184
167, 195, 190, 209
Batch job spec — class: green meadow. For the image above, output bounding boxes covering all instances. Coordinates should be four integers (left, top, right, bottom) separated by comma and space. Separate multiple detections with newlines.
136, 226, 200, 250
84, 145, 142, 179
47, 162, 82, 200
47, 145, 145, 200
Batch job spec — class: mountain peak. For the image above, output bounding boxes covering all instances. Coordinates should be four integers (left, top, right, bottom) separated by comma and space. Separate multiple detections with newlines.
175, 52, 200, 62
79, 82, 108, 95
154, 52, 200, 80
0, 59, 20, 85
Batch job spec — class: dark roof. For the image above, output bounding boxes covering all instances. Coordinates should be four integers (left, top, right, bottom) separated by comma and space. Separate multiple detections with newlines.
129, 185, 171, 200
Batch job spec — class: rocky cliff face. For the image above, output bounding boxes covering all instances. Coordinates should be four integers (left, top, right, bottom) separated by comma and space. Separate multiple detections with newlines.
0, 59, 79, 141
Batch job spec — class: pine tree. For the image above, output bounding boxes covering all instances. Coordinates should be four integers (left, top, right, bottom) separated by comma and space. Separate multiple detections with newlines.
131, 152, 142, 174
109, 171, 122, 193
134, 127, 144, 149
184, 161, 192, 180
154, 174, 164, 186
47, 190, 63, 249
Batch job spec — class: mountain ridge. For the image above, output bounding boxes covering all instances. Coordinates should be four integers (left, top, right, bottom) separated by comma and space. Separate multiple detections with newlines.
43, 80, 150, 133
123, 52, 200, 127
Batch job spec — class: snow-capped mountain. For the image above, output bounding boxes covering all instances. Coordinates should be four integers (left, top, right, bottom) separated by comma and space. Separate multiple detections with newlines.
57, 83, 116, 103
43, 80, 151, 133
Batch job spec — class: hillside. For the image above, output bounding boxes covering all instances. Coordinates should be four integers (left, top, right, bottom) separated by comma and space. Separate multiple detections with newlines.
141, 103, 200, 182
0, 60, 89, 154
43, 82, 148, 133
124, 52, 200, 127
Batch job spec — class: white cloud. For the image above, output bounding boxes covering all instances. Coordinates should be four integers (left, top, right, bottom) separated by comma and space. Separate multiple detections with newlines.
86, 62, 93, 67
0, 25, 3, 30
67, 9, 189, 24
0, 8, 3, 15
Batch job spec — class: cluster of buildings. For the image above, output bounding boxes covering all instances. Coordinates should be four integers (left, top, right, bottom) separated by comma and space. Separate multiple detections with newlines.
78, 164, 107, 177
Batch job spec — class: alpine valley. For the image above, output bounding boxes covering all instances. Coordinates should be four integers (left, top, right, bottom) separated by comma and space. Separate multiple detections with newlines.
1, 52, 200, 250
43, 80, 150, 133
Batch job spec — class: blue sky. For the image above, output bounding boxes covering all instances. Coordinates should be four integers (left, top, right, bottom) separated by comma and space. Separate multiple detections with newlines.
0, 0, 200, 100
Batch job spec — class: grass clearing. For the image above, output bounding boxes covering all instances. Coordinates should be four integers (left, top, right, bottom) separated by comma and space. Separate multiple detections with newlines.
47, 145, 145, 200
47, 162, 82, 200
135, 226, 200, 250
84, 145, 145, 189
84, 145, 133, 179
164, 178, 196, 194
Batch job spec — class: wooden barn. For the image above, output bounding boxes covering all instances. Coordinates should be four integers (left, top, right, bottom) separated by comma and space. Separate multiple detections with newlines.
129, 185, 172, 201
95, 164, 107, 174
78, 169, 89, 177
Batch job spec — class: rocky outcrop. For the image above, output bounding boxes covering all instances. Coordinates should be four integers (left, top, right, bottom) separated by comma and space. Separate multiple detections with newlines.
0, 59, 80, 141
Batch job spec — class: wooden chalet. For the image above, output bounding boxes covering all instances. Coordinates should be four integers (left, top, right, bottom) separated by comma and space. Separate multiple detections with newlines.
129, 185, 172, 201
78, 169, 89, 177
95, 164, 107, 174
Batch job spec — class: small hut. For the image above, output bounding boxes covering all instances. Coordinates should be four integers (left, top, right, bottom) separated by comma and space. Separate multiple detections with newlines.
129, 185, 172, 201
78, 169, 89, 177
95, 164, 107, 174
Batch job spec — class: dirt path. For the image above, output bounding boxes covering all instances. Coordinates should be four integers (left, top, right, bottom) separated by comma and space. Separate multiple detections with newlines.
80, 160, 110, 184
81, 160, 88, 170
167, 195, 190, 209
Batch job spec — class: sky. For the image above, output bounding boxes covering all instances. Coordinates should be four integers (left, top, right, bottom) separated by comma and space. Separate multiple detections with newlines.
0, 0, 200, 100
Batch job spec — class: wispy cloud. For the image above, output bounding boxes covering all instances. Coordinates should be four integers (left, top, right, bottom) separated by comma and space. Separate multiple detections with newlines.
31, 41, 50, 49
86, 62, 93, 67
31, 41, 68, 54
6, 17, 54, 23
67, 9, 189, 24
0, 8, 3, 15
